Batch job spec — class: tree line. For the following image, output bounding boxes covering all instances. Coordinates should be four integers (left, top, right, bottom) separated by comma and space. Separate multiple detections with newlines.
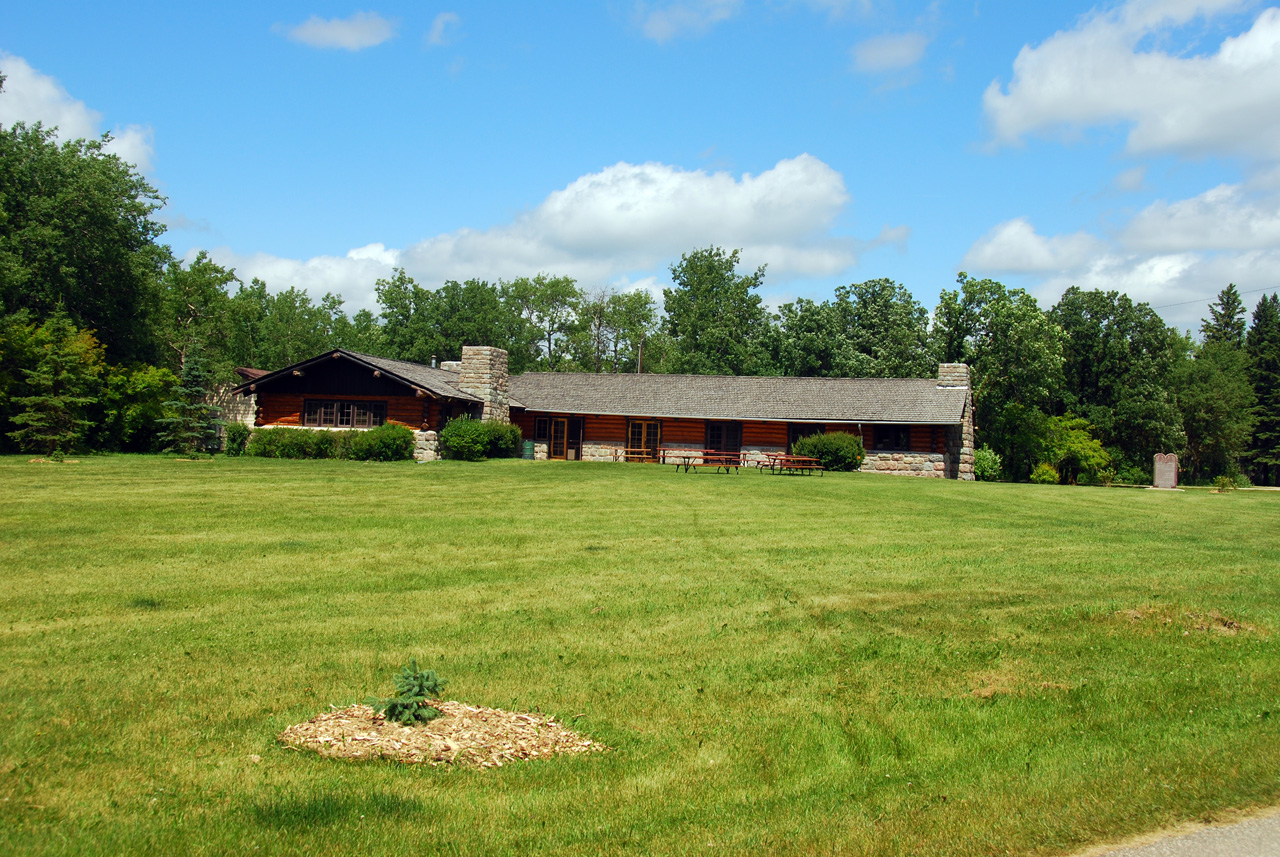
2, 86, 1277, 484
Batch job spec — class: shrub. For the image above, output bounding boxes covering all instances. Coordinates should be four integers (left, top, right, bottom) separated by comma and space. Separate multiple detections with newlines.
347, 423, 416, 461
791, 431, 866, 472
1030, 462, 1059, 484
1214, 475, 1235, 493
482, 421, 522, 458
223, 423, 250, 456
245, 425, 414, 461
440, 416, 488, 461
1115, 463, 1149, 485
973, 446, 1002, 481
369, 659, 447, 725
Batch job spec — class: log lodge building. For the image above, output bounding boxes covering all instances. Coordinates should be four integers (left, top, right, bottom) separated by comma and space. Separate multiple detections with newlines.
231, 345, 976, 479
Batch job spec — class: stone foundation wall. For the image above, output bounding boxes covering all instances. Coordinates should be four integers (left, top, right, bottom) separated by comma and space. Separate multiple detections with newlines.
534, 441, 549, 461
861, 451, 947, 477
413, 430, 441, 462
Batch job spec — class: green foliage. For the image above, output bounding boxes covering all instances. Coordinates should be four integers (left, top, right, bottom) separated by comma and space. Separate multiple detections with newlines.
1176, 339, 1256, 482
93, 363, 180, 452
790, 431, 866, 471
482, 421, 523, 458
1214, 475, 1235, 493
569, 288, 660, 373
1029, 462, 1059, 484
346, 423, 415, 461
0, 121, 167, 364
973, 446, 1003, 481
369, 659, 446, 726
247, 427, 329, 459
223, 423, 251, 456
440, 415, 488, 461
662, 246, 774, 375
1049, 287, 1186, 476
7, 311, 104, 455
245, 424, 414, 461
934, 274, 1065, 478
776, 279, 935, 378
1042, 416, 1111, 485
1247, 293, 1280, 486
502, 273, 581, 371
156, 344, 223, 456
1202, 283, 1247, 348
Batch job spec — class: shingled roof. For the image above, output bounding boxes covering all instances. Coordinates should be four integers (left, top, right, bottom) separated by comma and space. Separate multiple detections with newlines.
231, 349, 482, 402
508, 373, 967, 424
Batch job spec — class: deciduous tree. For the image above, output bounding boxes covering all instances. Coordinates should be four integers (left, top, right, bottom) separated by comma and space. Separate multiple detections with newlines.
663, 246, 772, 375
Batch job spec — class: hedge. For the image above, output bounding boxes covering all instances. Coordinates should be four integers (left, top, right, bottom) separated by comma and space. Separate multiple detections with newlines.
245, 423, 415, 461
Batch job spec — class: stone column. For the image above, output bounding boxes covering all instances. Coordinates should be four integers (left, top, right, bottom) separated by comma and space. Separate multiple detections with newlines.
938, 363, 975, 480
456, 346, 510, 423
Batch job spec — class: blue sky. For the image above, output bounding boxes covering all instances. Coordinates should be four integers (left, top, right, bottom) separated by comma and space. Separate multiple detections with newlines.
4, 1, 1280, 329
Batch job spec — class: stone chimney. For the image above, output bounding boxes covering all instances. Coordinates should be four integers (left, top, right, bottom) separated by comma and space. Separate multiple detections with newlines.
937, 363, 970, 388
456, 346, 510, 423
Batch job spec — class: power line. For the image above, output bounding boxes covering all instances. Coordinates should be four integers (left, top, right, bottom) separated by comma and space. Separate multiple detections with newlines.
1152, 285, 1277, 310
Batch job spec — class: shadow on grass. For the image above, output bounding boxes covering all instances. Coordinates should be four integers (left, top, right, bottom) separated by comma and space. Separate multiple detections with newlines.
249, 790, 425, 828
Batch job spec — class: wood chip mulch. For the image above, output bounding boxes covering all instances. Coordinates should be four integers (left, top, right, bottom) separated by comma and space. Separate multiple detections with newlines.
278, 701, 607, 767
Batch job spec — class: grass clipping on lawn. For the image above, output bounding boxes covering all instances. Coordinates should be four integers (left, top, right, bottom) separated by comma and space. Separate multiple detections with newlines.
279, 701, 606, 767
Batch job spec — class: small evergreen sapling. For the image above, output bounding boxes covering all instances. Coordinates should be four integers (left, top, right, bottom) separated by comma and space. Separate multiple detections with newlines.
369, 659, 448, 725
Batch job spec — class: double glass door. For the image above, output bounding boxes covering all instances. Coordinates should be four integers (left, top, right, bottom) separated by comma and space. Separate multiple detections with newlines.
627, 420, 660, 461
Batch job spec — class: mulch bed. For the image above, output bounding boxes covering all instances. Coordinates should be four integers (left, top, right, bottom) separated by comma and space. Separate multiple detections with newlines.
278, 701, 607, 768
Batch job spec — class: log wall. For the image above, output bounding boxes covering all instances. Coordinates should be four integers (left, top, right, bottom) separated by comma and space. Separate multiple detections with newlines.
254, 392, 431, 430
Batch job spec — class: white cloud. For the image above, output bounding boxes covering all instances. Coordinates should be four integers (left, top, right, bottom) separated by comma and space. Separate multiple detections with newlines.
961, 205, 1280, 327
199, 155, 894, 311
0, 53, 155, 173
426, 12, 461, 47
851, 32, 930, 72
1120, 183, 1280, 252
637, 0, 741, 42
962, 217, 1107, 273
983, 1, 1280, 161
278, 12, 396, 51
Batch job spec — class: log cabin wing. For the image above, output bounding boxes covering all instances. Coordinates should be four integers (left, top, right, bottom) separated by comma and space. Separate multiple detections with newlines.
507, 367, 976, 479
230, 349, 485, 432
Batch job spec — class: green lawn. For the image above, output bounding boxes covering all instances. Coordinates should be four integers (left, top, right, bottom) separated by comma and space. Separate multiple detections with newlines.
1, 455, 1278, 856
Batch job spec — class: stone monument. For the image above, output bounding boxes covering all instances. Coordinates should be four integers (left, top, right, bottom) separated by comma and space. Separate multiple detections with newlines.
1153, 453, 1179, 489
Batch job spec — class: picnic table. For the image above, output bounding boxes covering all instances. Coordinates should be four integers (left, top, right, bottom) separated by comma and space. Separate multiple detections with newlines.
761, 452, 824, 476
661, 448, 743, 474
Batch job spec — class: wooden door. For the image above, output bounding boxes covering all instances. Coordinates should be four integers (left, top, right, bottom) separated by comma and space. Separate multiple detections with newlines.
628, 420, 660, 461
550, 418, 568, 459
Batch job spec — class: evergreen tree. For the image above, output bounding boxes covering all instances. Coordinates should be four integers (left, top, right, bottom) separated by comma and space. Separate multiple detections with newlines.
157, 344, 222, 456
1247, 293, 1280, 485
7, 312, 104, 455
1202, 283, 1247, 348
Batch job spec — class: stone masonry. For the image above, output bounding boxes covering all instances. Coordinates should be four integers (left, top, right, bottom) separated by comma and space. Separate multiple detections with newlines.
455, 346, 511, 423
413, 430, 441, 462
861, 451, 948, 477
939, 362, 975, 480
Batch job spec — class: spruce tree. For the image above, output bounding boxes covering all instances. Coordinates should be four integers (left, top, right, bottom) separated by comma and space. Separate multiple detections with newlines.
157, 344, 223, 456
1247, 293, 1280, 485
6, 312, 102, 455
1202, 283, 1247, 348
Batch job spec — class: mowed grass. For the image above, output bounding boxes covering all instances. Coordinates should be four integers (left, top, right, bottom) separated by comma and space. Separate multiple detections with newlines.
1, 456, 1278, 856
